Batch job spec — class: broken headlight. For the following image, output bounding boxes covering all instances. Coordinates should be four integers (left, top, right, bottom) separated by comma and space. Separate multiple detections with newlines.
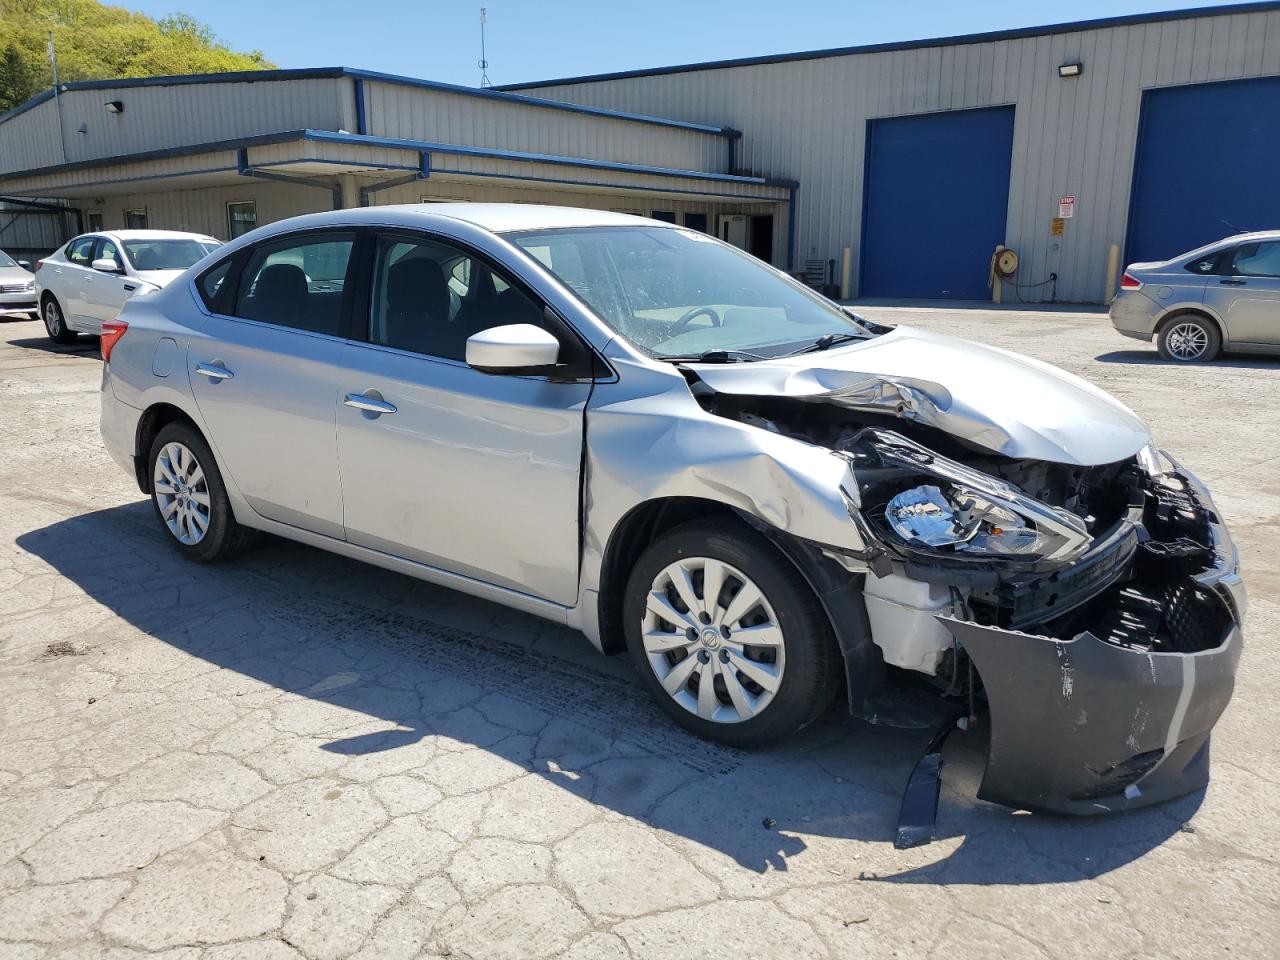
847, 428, 1092, 564
886, 484, 1065, 558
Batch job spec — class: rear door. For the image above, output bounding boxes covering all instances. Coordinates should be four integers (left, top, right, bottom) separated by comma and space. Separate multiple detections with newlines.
1204, 240, 1280, 346
333, 230, 592, 605
187, 230, 360, 539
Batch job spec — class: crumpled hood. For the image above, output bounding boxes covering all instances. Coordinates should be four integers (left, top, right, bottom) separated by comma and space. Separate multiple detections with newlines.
688, 325, 1151, 466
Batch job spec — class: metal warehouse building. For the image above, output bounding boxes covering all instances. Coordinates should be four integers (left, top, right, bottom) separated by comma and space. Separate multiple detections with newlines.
2, 2, 1279, 303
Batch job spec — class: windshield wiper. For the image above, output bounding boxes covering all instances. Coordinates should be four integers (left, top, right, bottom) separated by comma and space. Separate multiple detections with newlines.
778, 332, 865, 357
664, 348, 771, 363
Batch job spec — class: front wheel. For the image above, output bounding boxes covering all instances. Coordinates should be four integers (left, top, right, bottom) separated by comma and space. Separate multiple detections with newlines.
148, 422, 256, 562
623, 520, 842, 747
1157, 314, 1220, 362
42, 296, 77, 344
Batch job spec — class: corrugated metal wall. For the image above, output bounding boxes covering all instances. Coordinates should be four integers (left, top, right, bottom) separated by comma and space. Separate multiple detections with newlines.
519, 7, 1280, 302
0, 78, 347, 177
359, 79, 728, 173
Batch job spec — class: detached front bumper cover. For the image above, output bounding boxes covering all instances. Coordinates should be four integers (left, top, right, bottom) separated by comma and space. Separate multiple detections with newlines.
944, 459, 1244, 815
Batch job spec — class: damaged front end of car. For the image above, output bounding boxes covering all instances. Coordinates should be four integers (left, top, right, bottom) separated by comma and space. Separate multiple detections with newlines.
683, 340, 1244, 829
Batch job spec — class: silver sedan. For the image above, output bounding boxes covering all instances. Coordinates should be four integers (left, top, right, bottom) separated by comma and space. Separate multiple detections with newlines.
1110, 230, 1280, 361
99, 204, 1244, 823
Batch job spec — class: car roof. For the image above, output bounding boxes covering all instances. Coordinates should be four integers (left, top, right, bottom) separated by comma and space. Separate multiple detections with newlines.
267, 203, 668, 235
95, 229, 220, 242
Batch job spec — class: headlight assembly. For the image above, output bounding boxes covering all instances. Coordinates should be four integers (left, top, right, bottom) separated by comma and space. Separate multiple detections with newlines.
846, 428, 1091, 564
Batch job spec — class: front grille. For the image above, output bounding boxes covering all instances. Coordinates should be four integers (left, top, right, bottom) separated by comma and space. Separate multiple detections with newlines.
0, 283, 33, 294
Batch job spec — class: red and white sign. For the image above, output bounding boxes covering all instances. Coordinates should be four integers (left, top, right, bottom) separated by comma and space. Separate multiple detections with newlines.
1059, 196, 1076, 218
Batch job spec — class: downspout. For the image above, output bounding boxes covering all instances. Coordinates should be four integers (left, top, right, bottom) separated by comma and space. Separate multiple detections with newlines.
787, 184, 798, 273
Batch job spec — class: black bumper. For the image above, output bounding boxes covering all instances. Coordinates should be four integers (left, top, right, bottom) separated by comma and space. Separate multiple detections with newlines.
943, 614, 1240, 814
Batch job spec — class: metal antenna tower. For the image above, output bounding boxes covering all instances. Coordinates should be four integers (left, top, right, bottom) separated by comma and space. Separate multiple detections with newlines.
478, 7, 491, 88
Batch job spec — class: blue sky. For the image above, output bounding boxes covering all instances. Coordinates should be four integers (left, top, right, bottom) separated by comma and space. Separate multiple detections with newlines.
124, 0, 1248, 87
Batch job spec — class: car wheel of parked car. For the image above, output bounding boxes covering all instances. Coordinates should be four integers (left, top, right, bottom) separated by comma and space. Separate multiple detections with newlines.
623, 520, 842, 747
1157, 314, 1220, 362
148, 422, 255, 562
42, 296, 77, 344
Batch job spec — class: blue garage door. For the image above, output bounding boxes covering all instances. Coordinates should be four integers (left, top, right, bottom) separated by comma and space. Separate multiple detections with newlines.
861, 106, 1015, 299
1127, 76, 1280, 265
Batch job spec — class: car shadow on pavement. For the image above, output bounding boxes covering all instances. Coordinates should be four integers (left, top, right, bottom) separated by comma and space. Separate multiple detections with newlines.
17, 502, 1194, 885
5, 335, 102, 358
1096, 349, 1280, 368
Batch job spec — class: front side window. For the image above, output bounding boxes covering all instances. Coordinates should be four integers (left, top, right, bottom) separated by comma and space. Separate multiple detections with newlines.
124, 208, 148, 229
123, 239, 220, 272
98, 239, 122, 268
233, 234, 355, 335
227, 201, 257, 240
369, 234, 543, 361
510, 226, 867, 360
1229, 241, 1280, 278
67, 237, 97, 265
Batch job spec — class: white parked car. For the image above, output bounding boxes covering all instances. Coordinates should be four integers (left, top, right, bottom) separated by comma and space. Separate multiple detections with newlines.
0, 248, 38, 319
36, 230, 220, 342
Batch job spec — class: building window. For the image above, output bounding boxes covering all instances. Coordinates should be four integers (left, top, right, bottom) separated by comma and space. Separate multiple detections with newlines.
227, 201, 257, 239
86, 211, 103, 232
650, 210, 677, 223
124, 207, 148, 229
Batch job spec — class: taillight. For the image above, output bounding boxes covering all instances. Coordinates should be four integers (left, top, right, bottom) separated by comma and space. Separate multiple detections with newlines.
33, 260, 44, 273
1120, 273, 1143, 290
100, 319, 128, 362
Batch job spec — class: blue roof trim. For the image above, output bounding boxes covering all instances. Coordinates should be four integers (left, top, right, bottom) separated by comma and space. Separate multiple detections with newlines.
0, 65, 735, 136
0, 127, 797, 192
299, 129, 798, 188
496, 1, 1280, 89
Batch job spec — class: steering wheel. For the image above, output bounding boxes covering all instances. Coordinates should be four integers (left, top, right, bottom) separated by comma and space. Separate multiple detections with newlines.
669, 306, 722, 336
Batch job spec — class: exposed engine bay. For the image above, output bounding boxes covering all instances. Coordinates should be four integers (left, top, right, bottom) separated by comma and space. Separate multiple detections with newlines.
684, 369, 1244, 837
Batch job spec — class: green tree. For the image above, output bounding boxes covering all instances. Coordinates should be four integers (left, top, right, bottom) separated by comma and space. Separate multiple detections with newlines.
0, 0, 273, 112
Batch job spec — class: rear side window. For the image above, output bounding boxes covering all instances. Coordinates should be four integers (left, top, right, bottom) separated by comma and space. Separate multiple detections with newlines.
1229, 241, 1280, 278
67, 237, 96, 265
231, 234, 355, 336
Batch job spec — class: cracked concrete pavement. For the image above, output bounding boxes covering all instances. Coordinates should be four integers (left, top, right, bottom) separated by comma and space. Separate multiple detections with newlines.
0, 304, 1277, 959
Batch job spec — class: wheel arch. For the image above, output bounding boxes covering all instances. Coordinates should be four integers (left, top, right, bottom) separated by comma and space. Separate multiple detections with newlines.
597, 495, 885, 712
134, 402, 205, 494
1156, 306, 1225, 344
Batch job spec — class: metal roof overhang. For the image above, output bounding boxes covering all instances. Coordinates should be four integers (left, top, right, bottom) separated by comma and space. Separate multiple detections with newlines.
0, 130, 793, 205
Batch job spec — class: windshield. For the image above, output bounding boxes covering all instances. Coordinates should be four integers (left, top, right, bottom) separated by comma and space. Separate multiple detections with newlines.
123, 239, 220, 272
509, 226, 867, 359
0, 250, 17, 268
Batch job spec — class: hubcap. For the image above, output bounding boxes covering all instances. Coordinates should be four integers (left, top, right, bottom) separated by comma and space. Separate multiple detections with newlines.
153, 442, 211, 545
641, 557, 785, 723
1167, 322, 1208, 360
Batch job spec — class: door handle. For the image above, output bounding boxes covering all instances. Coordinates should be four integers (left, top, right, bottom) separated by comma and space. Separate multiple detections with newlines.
344, 393, 397, 415
195, 362, 234, 380
1219, 278, 1247, 285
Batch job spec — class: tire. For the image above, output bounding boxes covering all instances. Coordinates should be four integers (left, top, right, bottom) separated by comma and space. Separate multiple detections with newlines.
1157, 313, 1221, 362
147, 421, 256, 562
42, 295, 77, 344
623, 520, 842, 747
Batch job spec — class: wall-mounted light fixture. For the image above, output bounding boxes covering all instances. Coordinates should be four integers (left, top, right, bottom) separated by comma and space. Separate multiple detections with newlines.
1058, 62, 1083, 79
104, 100, 124, 113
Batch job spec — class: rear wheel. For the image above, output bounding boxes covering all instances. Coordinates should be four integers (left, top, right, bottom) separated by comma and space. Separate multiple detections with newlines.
148, 422, 256, 562
42, 296, 77, 344
1157, 314, 1220, 362
623, 520, 842, 747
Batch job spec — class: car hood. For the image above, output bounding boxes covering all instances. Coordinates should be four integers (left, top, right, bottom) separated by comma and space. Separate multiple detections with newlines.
134, 269, 185, 289
687, 325, 1151, 466
0, 265, 33, 283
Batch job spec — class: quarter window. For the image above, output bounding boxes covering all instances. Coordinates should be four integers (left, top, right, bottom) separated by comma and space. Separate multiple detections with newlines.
198, 260, 234, 310
1229, 241, 1280, 278
368, 234, 544, 361
232, 234, 355, 335
227, 201, 257, 240
67, 237, 96, 265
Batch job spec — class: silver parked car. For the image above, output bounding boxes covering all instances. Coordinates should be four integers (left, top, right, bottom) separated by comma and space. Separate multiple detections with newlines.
100, 205, 1244, 828
36, 229, 221, 342
1110, 230, 1280, 361
0, 248, 38, 320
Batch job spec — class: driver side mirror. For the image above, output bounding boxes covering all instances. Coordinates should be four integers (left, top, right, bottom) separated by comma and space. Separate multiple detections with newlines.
17, 260, 30, 270
466, 323, 561, 375
91, 257, 122, 274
